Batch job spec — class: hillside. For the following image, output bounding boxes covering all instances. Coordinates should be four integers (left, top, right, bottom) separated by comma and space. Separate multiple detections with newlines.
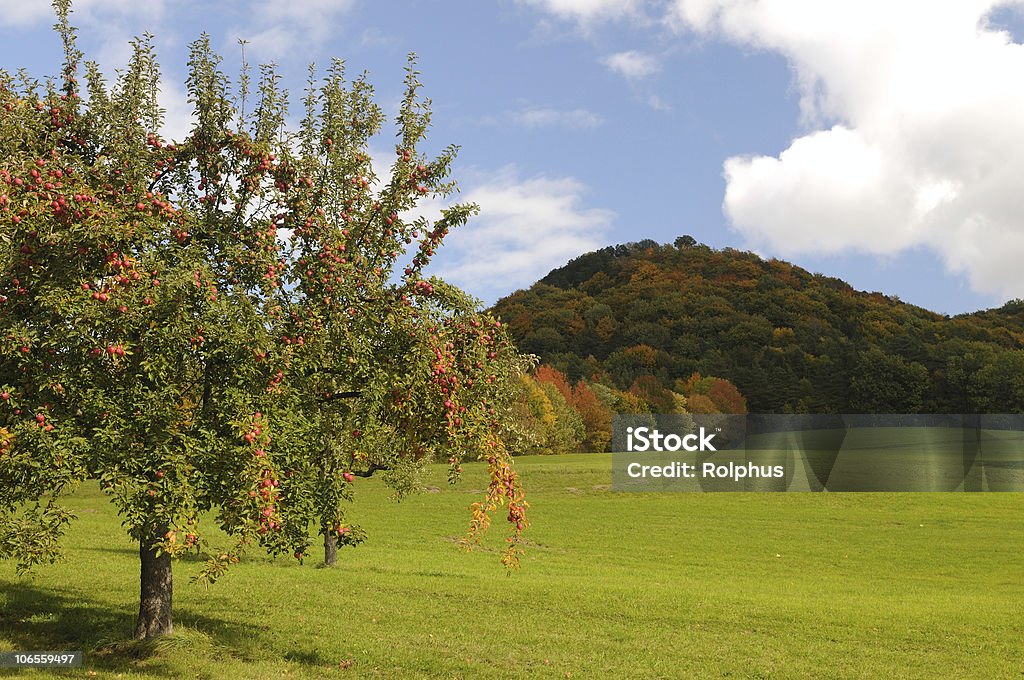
491, 238, 1024, 413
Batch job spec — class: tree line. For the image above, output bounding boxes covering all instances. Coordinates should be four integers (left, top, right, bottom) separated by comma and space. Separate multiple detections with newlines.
503, 365, 746, 454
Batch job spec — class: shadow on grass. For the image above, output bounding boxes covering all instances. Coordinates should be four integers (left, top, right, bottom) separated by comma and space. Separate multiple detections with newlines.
0, 580, 325, 677
82, 546, 219, 564
81, 546, 136, 557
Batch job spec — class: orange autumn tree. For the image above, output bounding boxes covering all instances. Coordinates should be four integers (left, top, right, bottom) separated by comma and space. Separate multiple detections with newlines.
570, 380, 612, 452
681, 373, 748, 414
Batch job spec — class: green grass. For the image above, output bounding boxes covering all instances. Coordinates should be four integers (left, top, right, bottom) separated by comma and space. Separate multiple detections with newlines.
1, 453, 1022, 678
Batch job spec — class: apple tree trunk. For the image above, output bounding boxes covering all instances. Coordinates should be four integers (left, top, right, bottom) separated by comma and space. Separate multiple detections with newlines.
323, 524, 338, 566
134, 533, 173, 639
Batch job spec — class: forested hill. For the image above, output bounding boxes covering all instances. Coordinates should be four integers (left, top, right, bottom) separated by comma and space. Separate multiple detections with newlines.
490, 238, 1024, 414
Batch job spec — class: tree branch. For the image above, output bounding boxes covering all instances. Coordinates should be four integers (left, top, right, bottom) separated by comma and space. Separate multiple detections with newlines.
321, 390, 361, 402
353, 462, 390, 477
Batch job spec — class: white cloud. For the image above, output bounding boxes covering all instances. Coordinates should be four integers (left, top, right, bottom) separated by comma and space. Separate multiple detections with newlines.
429, 166, 614, 298
158, 77, 196, 143
357, 27, 399, 50
646, 93, 672, 111
364, 151, 613, 301
666, 0, 1024, 300
516, 0, 654, 25
602, 49, 661, 79
235, 0, 357, 59
722, 125, 918, 255
0, 1, 53, 26
0, 0, 165, 27
0, 0, 170, 71
497, 106, 604, 129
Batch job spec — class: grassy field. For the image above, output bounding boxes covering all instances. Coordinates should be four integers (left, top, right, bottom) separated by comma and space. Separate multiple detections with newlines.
1, 453, 1022, 678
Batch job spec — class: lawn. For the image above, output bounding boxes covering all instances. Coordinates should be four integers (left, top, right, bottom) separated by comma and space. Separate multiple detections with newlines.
1, 453, 1022, 678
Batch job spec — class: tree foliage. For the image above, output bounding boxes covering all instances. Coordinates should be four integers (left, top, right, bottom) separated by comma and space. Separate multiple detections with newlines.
0, 2, 530, 638
493, 239, 1024, 414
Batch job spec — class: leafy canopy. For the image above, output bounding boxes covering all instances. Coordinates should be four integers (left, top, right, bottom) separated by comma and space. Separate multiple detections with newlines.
0, 1, 531, 578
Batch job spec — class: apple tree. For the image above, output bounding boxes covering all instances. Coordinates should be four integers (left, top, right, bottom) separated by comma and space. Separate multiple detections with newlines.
0, 1, 530, 639
270, 59, 534, 566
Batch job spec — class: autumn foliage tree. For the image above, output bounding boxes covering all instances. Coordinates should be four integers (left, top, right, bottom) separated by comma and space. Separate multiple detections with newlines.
501, 373, 581, 455
681, 373, 748, 414
0, 2, 529, 640
568, 381, 611, 452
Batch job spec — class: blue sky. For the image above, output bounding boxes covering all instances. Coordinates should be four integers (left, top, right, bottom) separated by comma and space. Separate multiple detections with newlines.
3, 1, 1024, 315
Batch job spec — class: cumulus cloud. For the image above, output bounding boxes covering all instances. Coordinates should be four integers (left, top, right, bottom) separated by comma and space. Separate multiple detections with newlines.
665, 0, 1024, 299
429, 166, 615, 300
519, 0, 1024, 298
602, 49, 662, 79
